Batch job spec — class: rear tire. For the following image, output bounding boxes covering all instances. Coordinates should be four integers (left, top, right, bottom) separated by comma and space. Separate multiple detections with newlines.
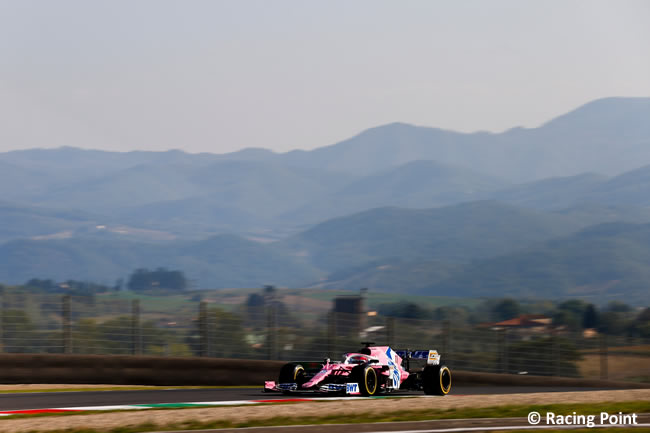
278, 363, 306, 390
422, 365, 451, 395
351, 364, 379, 396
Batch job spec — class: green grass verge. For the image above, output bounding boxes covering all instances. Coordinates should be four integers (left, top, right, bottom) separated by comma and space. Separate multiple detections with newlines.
3, 400, 649, 432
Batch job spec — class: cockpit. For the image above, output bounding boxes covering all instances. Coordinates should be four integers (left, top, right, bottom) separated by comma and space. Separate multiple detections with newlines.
343, 353, 371, 365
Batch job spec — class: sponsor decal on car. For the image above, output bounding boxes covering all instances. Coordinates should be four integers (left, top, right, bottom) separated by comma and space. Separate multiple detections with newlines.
328, 384, 344, 391
345, 383, 360, 395
427, 350, 440, 365
395, 349, 440, 364
384, 347, 401, 388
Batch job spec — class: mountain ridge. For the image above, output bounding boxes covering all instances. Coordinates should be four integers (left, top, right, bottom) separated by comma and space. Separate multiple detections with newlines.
4, 97, 650, 182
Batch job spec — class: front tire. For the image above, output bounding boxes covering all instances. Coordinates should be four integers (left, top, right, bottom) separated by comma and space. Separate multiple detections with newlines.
422, 365, 451, 395
278, 363, 306, 390
352, 364, 379, 396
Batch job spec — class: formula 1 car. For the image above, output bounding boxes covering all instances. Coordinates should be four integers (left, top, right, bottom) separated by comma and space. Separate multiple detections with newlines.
263, 343, 451, 396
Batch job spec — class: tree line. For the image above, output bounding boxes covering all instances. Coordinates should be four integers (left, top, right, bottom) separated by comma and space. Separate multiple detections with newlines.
5, 268, 189, 295
377, 298, 650, 338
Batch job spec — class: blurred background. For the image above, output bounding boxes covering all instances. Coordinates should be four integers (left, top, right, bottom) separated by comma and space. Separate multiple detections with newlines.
1, 1, 649, 384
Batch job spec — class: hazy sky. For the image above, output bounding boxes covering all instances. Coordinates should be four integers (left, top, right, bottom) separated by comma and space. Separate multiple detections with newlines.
1, 0, 649, 154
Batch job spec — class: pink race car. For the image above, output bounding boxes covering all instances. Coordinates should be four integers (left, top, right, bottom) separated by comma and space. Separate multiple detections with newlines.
264, 343, 451, 396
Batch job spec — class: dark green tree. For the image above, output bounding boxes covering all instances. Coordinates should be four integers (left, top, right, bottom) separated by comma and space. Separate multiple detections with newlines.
127, 268, 187, 292
492, 299, 521, 321
597, 311, 630, 335
377, 301, 430, 320
629, 308, 650, 338
553, 310, 581, 332
245, 293, 265, 328
433, 306, 469, 325
606, 301, 632, 313
635, 308, 650, 338
557, 299, 588, 316
23, 279, 57, 292
553, 299, 589, 331
582, 304, 599, 329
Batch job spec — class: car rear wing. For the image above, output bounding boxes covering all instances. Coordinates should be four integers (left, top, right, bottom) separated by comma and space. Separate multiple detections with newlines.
395, 350, 441, 365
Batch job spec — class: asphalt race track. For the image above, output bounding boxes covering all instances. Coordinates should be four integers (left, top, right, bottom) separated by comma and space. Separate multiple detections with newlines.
0, 386, 612, 411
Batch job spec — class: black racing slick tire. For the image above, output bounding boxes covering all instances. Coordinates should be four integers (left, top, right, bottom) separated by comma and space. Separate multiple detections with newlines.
352, 364, 379, 396
422, 365, 451, 395
278, 363, 306, 389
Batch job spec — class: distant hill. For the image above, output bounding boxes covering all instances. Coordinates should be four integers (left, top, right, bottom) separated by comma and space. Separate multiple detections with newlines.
0, 201, 96, 243
277, 122, 474, 176
4, 98, 650, 184
32, 160, 345, 213
4, 198, 650, 303
0, 147, 220, 179
313, 217, 650, 303
1, 97, 649, 239
488, 173, 608, 209
584, 164, 650, 206
0, 200, 600, 289
1, 96, 650, 301
113, 197, 262, 238
422, 223, 650, 303
281, 160, 509, 225
551, 203, 650, 227
488, 165, 650, 210
289, 201, 650, 297
311, 259, 463, 292
33, 162, 203, 211
182, 161, 356, 218
0, 160, 57, 202
281, 201, 587, 273
5, 158, 357, 235
273, 97, 650, 181
0, 234, 321, 288
490, 164, 650, 209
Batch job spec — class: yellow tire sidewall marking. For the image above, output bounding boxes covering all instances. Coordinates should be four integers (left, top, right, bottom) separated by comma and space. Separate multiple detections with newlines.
439, 366, 451, 395
365, 367, 377, 395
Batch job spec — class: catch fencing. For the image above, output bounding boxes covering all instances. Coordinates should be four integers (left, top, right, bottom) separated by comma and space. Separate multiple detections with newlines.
0, 293, 648, 382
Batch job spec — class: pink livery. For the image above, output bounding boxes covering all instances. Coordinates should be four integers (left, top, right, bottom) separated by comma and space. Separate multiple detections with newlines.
263, 344, 451, 396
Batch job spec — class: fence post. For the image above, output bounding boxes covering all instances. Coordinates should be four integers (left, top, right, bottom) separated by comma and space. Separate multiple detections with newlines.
386, 317, 395, 347
600, 333, 608, 380
549, 331, 556, 376
62, 295, 72, 354
266, 303, 277, 360
199, 301, 208, 357
131, 299, 142, 355
327, 311, 334, 358
497, 329, 505, 373
503, 328, 508, 374
442, 320, 450, 364
0, 293, 3, 353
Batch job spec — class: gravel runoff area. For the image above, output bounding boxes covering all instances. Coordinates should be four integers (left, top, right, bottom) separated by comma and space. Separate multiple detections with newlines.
1, 389, 650, 433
